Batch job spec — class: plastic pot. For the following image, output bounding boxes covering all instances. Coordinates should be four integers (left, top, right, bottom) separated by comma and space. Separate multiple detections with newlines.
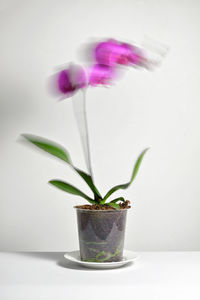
75, 208, 128, 262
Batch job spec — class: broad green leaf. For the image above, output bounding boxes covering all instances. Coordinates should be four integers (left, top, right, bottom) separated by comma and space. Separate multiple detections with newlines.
106, 202, 120, 210
75, 168, 102, 199
110, 197, 125, 203
22, 134, 102, 199
103, 148, 149, 201
100, 196, 125, 205
22, 134, 71, 163
49, 180, 96, 204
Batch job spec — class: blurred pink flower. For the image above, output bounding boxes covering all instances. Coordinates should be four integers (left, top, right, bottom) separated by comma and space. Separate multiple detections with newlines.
94, 39, 145, 67
57, 64, 87, 97
53, 39, 150, 99
88, 64, 115, 86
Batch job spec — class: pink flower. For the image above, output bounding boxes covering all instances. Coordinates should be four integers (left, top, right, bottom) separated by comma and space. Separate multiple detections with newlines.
52, 39, 148, 100
87, 64, 116, 86
57, 64, 87, 97
94, 39, 145, 67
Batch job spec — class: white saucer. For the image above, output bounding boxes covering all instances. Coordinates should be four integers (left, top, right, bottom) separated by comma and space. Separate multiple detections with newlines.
64, 250, 139, 269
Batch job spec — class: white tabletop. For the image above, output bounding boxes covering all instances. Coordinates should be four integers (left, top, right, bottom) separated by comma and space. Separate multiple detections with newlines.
0, 252, 200, 300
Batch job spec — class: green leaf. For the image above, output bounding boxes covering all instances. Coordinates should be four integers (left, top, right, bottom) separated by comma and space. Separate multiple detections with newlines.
22, 134, 102, 199
22, 134, 71, 163
75, 168, 102, 200
49, 180, 96, 204
110, 197, 125, 203
106, 202, 120, 210
103, 148, 149, 201
129, 148, 149, 183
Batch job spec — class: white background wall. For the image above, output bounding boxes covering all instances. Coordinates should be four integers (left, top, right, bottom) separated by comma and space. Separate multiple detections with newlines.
1, 0, 200, 251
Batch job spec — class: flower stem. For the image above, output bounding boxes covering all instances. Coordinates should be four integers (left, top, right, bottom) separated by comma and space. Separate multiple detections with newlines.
82, 88, 94, 179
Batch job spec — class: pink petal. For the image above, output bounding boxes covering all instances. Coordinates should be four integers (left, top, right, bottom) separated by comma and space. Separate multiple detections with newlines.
88, 64, 115, 86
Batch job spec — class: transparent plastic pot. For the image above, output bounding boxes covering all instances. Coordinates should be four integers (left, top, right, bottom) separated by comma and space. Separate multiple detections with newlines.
75, 208, 128, 262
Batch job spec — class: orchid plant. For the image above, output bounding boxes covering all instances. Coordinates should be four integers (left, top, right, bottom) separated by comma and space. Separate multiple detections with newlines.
23, 39, 157, 209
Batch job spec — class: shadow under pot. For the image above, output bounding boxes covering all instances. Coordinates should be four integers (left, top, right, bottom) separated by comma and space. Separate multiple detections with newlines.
75, 208, 128, 262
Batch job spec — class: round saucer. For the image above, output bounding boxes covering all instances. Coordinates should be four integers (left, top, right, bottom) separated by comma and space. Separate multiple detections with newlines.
64, 250, 139, 269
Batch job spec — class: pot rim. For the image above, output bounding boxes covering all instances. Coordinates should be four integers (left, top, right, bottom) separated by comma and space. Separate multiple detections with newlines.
74, 206, 130, 212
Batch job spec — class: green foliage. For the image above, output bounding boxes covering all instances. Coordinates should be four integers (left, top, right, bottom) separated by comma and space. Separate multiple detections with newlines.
75, 168, 102, 200
22, 134, 148, 209
22, 134, 71, 163
102, 148, 149, 202
106, 202, 120, 210
110, 197, 125, 203
22, 134, 102, 201
49, 180, 96, 204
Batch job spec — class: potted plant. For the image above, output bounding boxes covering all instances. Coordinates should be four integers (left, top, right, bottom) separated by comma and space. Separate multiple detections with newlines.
22, 38, 160, 262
